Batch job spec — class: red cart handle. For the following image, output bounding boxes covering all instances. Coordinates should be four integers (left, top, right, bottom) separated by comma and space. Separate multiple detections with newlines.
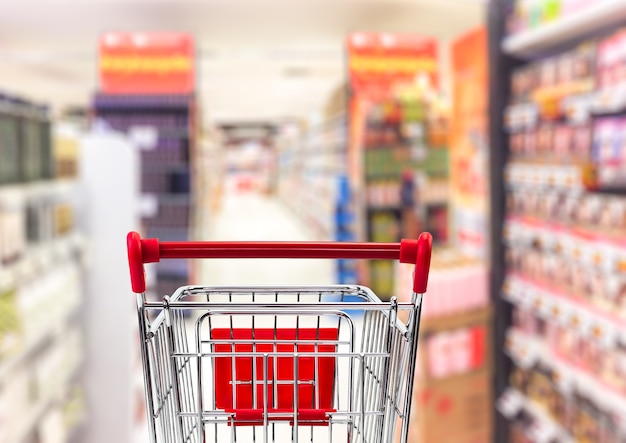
127, 231, 432, 294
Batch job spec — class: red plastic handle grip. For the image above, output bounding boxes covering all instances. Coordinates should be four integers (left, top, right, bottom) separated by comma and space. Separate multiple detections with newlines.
127, 231, 432, 294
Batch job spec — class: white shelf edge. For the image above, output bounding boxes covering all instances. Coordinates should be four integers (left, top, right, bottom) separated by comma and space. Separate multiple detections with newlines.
11, 356, 84, 443
0, 300, 82, 381
503, 0, 626, 58
0, 232, 85, 292
507, 328, 626, 418
0, 179, 79, 203
512, 389, 575, 443
504, 273, 626, 342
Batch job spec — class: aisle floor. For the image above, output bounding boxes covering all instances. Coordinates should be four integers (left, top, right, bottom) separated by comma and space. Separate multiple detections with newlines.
199, 189, 334, 286
189, 188, 352, 442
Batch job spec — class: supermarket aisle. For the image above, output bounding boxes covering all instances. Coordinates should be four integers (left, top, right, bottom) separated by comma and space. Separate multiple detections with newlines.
200, 187, 335, 286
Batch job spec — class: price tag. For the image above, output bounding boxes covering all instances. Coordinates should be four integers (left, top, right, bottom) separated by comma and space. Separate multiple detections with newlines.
578, 242, 594, 266
527, 419, 558, 443
525, 103, 539, 128
140, 194, 159, 218
573, 309, 593, 338
537, 293, 553, 319
552, 364, 575, 396
556, 302, 573, 327
519, 284, 535, 310
129, 125, 158, 151
563, 94, 592, 124
591, 321, 617, 349
504, 106, 516, 131
496, 388, 524, 418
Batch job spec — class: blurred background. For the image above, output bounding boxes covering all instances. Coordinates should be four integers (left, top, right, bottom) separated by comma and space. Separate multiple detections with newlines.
1, 0, 626, 442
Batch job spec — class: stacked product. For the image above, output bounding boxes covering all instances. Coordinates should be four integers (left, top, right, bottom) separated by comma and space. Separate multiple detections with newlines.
496, 19, 626, 440
0, 94, 53, 185
0, 91, 86, 443
276, 114, 357, 284
361, 91, 450, 299
395, 250, 492, 443
278, 116, 352, 239
505, 0, 598, 36
335, 175, 357, 284
93, 93, 197, 296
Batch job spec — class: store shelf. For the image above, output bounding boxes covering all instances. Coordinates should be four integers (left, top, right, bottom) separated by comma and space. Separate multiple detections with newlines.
504, 216, 626, 270
0, 232, 85, 292
0, 179, 78, 204
505, 327, 626, 420
0, 300, 81, 381
497, 388, 574, 443
10, 357, 84, 443
503, 273, 626, 343
502, 0, 626, 59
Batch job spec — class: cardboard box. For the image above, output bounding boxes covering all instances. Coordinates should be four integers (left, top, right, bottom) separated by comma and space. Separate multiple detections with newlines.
401, 369, 493, 443
395, 308, 493, 442
417, 307, 493, 383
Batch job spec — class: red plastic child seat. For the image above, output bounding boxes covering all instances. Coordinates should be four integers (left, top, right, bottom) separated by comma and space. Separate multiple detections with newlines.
212, 327, 339, 426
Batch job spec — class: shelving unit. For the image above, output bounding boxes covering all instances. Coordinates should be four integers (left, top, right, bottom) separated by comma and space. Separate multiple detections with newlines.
277, 115, 358, 284
92, 93, 197, 296
355, 93, 450, 299
0, 91, 86, 443
0, 102, 86, 443
490, 1, 626, 440
503, 0, 626, 59
277, 116, 350, 240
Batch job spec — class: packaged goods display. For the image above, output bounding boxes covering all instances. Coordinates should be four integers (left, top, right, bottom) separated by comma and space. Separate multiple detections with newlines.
0, 89, 86, 443
279, 117, 349, 241
0, 248, 85, 443
501, 305, 626, 442
505, 27, 626, 190
93, 93, 196, 296
277, 116, 357, 284
498, 17, 626, 440
360, 92, 450, 298
335, 175, 357, 283
505, 0, 599, 37
397, 250, 490, 319
0, 94, 53, 185
395, 246, 492, 442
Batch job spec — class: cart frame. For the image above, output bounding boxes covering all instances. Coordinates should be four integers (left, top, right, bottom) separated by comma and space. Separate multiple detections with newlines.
127, 232, 432, 443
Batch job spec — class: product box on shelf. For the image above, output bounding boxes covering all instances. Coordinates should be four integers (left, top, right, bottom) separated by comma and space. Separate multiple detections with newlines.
396, 249, 490, 319
400, 368, 493, 443
0, 101, 20, 185
418, 307, 492, 383
0, 94, 53, 185
0, 288, 21, 358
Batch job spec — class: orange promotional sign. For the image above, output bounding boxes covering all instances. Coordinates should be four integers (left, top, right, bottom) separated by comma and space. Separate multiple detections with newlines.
99, 32, 195, 94
450, 27, 490, 259
346, 33, 438, 99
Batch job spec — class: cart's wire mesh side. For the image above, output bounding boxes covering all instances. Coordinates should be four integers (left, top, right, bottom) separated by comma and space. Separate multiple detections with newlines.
138, 286, 422, 443
146, 307, 198, 443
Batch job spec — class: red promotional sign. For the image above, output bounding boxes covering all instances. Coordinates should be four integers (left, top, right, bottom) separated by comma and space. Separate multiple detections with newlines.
346, 32, 438, 99
99, 32, 195, 94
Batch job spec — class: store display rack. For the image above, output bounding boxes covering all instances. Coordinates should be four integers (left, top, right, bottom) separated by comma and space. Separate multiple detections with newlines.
92, 93, 197, 296
280, 117, 349, 240
503, 0, 626, 59
0, 94, 53, 185
490, 1, 626, 441
277, 116, 358, 284
0, 90, 87, 443
356, 94, 449, 299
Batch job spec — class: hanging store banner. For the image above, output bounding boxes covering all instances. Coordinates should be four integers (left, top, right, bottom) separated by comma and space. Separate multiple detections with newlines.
346, 32, 439, 99
450, 27, 490, 260
99, 32, 195, 94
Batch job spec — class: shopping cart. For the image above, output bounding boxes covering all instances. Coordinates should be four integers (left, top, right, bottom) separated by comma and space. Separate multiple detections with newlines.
127, 231, 432, 443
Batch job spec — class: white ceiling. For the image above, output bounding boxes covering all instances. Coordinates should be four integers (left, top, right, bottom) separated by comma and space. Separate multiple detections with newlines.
0, 0, 484, 124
